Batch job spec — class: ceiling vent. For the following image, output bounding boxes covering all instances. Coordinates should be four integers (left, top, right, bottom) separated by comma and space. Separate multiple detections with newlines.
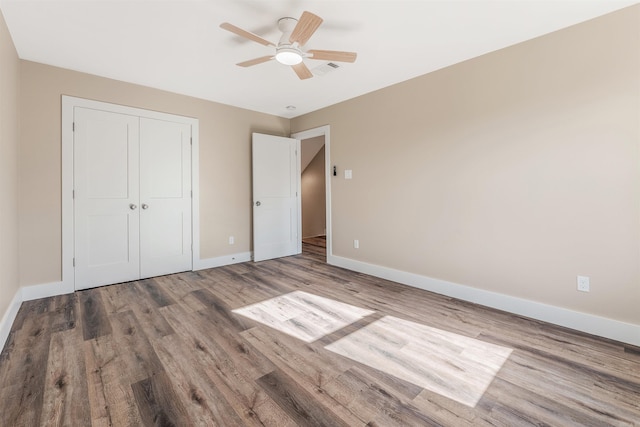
312, 62, 340, 77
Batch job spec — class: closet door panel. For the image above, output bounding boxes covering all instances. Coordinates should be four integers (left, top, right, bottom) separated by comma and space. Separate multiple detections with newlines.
139, 118, 192, 278
74, 108, 140, 290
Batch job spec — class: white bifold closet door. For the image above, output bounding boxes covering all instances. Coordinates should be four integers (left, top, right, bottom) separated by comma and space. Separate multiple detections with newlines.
73, 107, 192, 291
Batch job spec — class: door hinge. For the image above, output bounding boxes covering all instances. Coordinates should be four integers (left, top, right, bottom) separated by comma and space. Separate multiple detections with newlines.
73, 258, 75, 267
190, 137, 192, 145
191, 190, 193, 197
72, 189, 75, 199
72, 122, 75, 132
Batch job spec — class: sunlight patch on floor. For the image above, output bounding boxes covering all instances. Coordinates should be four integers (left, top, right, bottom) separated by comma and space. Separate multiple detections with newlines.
233, 291, 375, 342
325, 316, 512, 407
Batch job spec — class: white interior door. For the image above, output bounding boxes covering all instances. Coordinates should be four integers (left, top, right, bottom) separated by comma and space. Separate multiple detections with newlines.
74, 107, 193, 290
74, 108, 140, 290
252, 133, 300, 262
139, 118, 192, 278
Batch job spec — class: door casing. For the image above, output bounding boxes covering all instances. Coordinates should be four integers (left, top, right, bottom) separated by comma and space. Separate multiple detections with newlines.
291, 125, 333, 261
62, 96, 200, 291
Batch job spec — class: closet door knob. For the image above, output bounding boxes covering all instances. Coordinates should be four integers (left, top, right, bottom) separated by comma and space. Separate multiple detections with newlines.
129, 204, 137, 210
142, 204, 149, 210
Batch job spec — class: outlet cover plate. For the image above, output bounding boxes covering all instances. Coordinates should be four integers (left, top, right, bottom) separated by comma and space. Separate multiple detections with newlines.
577, 275, 590, 292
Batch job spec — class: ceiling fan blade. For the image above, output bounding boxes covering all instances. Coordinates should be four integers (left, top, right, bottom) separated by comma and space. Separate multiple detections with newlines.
292, 62, 313, 80
289, 11, 323, 46
237, 56, 274, 67
220, 22, 274, 47
307, 50, 357, 63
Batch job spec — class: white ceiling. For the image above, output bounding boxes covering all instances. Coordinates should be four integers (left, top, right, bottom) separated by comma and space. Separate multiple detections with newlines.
1, 1, 636, 118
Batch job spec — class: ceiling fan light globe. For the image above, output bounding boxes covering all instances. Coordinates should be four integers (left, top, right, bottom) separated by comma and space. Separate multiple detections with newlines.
275, 48, 303, 65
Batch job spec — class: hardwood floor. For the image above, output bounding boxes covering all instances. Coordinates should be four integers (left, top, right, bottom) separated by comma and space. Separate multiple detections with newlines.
301, 236, 326, 257
1, 244, 639, 426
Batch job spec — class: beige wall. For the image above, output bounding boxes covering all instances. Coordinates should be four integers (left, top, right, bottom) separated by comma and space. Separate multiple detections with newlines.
19, 61, 289, 286
0, 11, 20, 318
6, 5, 640, 330
302, 145, 326, 238
292, 6, 640, 324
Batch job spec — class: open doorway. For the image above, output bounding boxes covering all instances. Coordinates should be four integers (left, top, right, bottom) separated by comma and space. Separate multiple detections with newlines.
300, 135, 326, 258
291, 125, 332, 264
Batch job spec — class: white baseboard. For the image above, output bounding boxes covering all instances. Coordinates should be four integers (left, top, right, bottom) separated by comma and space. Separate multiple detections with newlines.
21, 280, 74, 302
19, 252, 255, 301
193, 251, 253, 271
328, 254, 640, 347
0, 287, 23, 353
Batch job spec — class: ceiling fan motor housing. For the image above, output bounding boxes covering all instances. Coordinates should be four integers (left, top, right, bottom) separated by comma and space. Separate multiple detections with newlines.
276, 17, 302, 65
277, 17, 298, 35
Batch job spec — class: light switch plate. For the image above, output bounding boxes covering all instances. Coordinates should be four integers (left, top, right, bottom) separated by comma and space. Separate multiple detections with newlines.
345, 170, 352, 179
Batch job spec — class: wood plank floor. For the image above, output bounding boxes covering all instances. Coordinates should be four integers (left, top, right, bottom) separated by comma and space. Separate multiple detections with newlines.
1, 244, 639, 426
301, 236, 326, 257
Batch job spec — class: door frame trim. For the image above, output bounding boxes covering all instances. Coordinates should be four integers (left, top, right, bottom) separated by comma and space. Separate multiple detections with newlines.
291, 125, 332, 261
61, 96, 200, 291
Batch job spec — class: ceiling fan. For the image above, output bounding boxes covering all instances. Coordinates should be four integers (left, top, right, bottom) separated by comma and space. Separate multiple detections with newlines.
220, 11, 357, 80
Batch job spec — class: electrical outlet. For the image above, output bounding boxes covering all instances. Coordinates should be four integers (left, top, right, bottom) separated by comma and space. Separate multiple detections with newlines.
228, 236, 235, 245
353, 239, 359, 249
577, 276, 590, 292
